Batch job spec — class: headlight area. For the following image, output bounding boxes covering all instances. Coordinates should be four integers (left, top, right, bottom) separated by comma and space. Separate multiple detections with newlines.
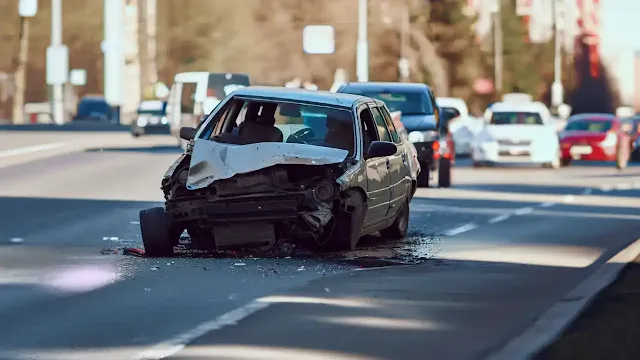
136, 116, 148, 127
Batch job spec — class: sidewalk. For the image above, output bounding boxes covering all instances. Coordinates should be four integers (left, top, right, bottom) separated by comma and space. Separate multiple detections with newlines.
535, 254, 640, 360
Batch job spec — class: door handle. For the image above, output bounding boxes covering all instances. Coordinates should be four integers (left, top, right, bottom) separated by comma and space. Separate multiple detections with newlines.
386, 158, 390, 168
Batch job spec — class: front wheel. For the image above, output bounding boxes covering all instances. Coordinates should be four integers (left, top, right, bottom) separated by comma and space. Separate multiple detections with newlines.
380, 199, 409, 239
140, 207, 182, 257
438, 158, 452, 188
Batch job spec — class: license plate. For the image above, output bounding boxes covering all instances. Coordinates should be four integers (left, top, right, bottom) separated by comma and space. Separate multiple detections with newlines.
570, 145, 592, 155
508, 148, 526, 155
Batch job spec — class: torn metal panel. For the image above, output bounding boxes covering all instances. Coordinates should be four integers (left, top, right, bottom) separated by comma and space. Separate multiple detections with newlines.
186, 139, 349, 190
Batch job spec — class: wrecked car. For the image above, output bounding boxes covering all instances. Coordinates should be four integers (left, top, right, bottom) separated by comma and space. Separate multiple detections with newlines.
139, 86, 421, 256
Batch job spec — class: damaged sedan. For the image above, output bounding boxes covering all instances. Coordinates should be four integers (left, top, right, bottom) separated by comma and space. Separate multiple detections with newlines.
139, 86, 420, 256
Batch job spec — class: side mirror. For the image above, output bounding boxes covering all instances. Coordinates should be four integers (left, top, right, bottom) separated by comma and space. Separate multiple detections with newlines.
366, 141, 397, 159
179, 126, 197, 141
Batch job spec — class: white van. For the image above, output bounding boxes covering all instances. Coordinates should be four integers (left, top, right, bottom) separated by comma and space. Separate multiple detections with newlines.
167, 72, 251, 147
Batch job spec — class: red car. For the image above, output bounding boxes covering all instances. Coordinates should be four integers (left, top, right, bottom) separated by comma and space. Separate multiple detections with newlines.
559, 113, 632, 168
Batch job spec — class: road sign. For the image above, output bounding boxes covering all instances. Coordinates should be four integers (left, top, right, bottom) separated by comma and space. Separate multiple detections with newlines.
303, 25, 335, 55
19, 0, 38, 17
69, 69, 87, 86
46, 45, 69, 85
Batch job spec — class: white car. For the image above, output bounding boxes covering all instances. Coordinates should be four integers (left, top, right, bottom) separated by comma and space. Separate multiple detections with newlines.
436, 97, 479, 156
472, 102, 561, 168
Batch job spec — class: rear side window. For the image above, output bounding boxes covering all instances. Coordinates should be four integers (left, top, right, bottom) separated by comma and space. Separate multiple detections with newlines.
369, 105, 392, 142
491, 111, 543, 125
377, 106, 400, 143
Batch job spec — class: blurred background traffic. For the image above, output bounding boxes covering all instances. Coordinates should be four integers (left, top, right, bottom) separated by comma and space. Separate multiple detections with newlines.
1, 0, 639, 131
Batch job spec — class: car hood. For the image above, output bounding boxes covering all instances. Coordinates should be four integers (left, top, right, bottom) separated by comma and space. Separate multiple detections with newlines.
186, 139, 349, 189
481, 124, 555, 141
400, 114, 437, 132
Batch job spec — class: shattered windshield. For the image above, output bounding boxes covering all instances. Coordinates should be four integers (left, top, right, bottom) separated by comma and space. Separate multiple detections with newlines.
211, 100, 356, 156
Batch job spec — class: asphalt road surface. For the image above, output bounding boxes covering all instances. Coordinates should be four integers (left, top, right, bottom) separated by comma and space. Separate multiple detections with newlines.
0, 130, 638, 360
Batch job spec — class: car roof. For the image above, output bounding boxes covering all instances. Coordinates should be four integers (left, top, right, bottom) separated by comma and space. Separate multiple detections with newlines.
568, 113, 616, 121
231, 86, 367, 108
341, 82, 432, 92
490, 101, 548, 113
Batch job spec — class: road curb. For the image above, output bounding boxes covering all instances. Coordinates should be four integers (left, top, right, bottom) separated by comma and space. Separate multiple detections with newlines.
486, 237, 640, 360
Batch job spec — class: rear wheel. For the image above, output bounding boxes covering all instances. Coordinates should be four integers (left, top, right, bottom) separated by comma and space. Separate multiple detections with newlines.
417, 162, 430, 187
560, 158, 572, 167
380, 199, 409, 239
438, 158, 452, 188
140, 207, 182, 257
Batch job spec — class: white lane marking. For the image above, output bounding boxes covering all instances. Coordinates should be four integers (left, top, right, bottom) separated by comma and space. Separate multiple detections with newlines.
133, 301, 271, 360
486, 238, 640, 360
599, 184, 613, 192
488, 214, 511, 224
633, 182, 640, 189
582, 188, 592, 195
443, 223, 478, 236
9, 237, 23, 243
616, 183, 632, 190
513, 207, 534, 216
539, 202, 555, 208
0, 142, 66, 158
562, 195, 575, 203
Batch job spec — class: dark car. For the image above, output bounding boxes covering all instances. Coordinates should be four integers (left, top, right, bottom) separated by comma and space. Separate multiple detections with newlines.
131, 100, 169, 137
73, 96, 113, 122
139, 86, 420, 256
337, 82, 454, 188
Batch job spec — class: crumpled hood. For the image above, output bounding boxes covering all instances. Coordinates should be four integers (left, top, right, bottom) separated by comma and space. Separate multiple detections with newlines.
186, 139, 349, 190
400, 114, 437, 132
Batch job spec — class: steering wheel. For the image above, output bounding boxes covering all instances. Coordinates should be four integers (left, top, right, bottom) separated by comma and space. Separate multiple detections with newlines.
287, 128, 316, 144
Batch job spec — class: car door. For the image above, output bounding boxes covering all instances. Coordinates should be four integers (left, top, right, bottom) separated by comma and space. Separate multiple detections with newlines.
359, 104, 392, 228
369, 104, 406, 218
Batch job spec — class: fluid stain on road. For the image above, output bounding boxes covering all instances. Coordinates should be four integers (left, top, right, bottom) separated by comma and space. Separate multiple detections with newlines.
106, 229, 442, 269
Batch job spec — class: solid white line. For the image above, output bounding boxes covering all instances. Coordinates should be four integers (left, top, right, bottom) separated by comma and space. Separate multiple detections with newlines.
488, 214, 511, 224
443, 223, 478, 236
513, 207, 534, 216
539, 202, 555, 208
562, 195, 575, 203
0, 142, 66, 158
133, 301, 271, 360
486, 238, 640, 360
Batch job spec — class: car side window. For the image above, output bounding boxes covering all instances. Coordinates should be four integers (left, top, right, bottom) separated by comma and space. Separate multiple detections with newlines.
378, 106, 400, 143
369, 104, 392, 142
359, 106, 378, 155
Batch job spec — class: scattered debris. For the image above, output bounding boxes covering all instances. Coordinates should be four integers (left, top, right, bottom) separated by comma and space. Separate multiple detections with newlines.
297, 266, 306, 271
233, 262, 246, 266
100, 248, 118, 255
122, 247, 145, 257
150, 266, 159, 271
130, 221, 140, 225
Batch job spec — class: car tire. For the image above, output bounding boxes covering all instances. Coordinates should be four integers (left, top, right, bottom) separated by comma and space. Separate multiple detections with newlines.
438, 158, 452, 188
140, 207, 180, 257
132, 132, 141, 138
560, 158, 572, 167
472, 160, 483, 168
380, 199, 410, 239
417, 162, 430, 187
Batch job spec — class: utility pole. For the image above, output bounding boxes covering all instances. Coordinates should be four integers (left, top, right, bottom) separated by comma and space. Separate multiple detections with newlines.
138, 0, 149, 99
356, 0, 369, 82
12, 15, 30, 124
551, 0, 564, 107
492, 0, 503, 95
104, 0, 124, 123
398, 2, 410, 82
50, 0, 66, 125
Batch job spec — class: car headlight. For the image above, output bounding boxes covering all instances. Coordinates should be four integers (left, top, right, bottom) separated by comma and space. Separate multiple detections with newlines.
137, 116, 148, 127
601, 131, 617, 147
161, 116, 168, 125
408, 131, 424, 143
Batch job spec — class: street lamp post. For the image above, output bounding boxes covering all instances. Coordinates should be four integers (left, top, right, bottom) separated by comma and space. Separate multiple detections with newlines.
356, 0, 369, 82
551, 0, 565, 107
